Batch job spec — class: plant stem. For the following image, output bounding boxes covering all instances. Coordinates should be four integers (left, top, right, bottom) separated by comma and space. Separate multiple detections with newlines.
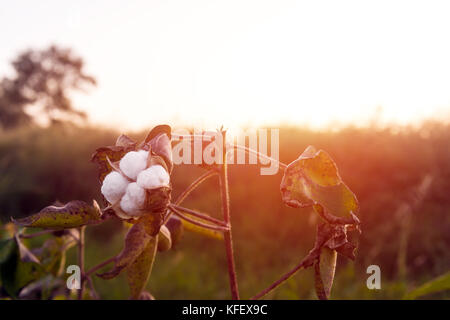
251, 260, 307, 300
229, 143, 288, 170
174, 169, 218, 205
86, 275, 99, 300
220, 130, 240, 300
168, 205, 229, 232
163, 169, 218, 224
85, 256, 115, 276
170, 204, 228, 227
77, 226, 86, 300
19, 229, 54, 239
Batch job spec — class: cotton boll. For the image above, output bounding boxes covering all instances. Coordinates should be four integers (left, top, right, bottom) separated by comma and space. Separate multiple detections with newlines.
119, 150, 149, 180
101, 171, 129, 204
120, 193, 141, 216
125, 182, 146, 208
137, 165, 170, 190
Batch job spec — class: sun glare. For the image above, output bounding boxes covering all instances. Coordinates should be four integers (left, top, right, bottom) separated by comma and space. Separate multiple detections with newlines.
2, 1, 450, 131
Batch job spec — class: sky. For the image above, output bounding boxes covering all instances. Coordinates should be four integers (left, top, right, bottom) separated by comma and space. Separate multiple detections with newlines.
1, 0, 450, 131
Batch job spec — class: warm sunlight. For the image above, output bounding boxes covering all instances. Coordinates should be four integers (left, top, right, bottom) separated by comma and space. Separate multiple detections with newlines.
1, 1, 450, 130
2, 1, 450, 305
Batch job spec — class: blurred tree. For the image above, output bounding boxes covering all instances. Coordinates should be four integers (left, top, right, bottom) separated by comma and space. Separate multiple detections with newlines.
0, 45, 96, 129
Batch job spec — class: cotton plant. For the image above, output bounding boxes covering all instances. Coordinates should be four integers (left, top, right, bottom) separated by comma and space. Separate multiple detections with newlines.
2, 124, 360, 300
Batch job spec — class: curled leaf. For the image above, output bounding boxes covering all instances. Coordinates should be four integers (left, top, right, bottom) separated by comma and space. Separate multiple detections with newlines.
280, 146, 359, 223
116, 134, 137, 149
144, 125, 173, 174
157, 225, 172, 252
127, 235, 158, 299
91, 146, 128, 183
165, 216, 184, 247
97, 220, 152, 279
13, 200, 102, 230
314, 248, 337, 300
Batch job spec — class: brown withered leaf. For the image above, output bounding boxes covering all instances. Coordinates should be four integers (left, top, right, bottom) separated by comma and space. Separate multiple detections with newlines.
146, 186, 172, 214
127, 235, 158, 299
144, 125, 173, 174
97, 220, 152, 279
116, 134, 137, 149
314, 248, 337, 300
91, 146, 128, 183
165, 216, 184, 248
280, 145, 359, 224
300, 222, 358, 300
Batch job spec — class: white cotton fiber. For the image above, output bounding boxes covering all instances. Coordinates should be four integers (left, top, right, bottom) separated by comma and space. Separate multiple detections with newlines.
120, 193, 141, 216
101, 171, 129, 204
125, 182, 146, 208
119, 150, 149, 180
137, 165, 170, 190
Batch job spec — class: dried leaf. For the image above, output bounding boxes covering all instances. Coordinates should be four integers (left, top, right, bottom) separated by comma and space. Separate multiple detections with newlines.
314, 248, 337, 300
127, 235, 158, 299
116, 134, 137, 149
280, 146, 359, 222
165, 216, 184, 247
97, 219, 152, 279
13, 200, 101, 230
146, 186, 172, 214
91, 146, 128, 183
144, 125, 173, 174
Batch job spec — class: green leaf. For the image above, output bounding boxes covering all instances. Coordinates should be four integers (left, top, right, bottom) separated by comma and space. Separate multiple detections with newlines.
127, 235, 158, 299
97, 219, 153, 280
38, 231, 78, 276
0, 238, 15, 264
157, 225, 171, 252
404, 271, 450, 300
280, 146, 359, 222
181, 218, 224, 240
0, 238, 44, 298
13, 200, 102, 230
314, 248, 337, 300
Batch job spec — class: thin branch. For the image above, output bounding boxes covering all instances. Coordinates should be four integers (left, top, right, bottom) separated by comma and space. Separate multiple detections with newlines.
170, 204, 228, 227
86, 275, 99, 300
251, 260, 308, 300
168, 205, 229, 232
77, 226, 86, 300
85, 256, 115, 276
171, 134, 205, 141
19, 229, 54, 239
220, 130, 240, 300
229, 143, 288, 170
163, 169, 218, 223
174, 169, 218, 205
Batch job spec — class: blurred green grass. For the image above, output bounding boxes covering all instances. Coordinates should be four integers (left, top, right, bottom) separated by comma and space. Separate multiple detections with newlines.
1, 123, 450, 299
